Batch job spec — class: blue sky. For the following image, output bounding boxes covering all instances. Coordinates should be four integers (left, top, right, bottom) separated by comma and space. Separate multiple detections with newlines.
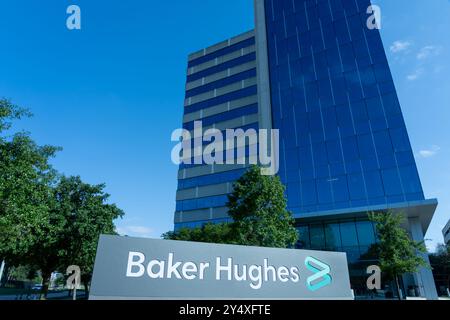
0, 1, 449, 250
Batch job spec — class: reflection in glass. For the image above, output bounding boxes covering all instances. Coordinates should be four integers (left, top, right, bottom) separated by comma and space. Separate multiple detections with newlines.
324, 223, 341, 251
356, 220, 376, 246
310, 224, 325, 249
340, 221, 358, 247
296, 226, 310, 249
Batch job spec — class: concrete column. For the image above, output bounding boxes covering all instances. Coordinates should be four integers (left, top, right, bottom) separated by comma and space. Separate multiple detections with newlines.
408, 217, 439, 300
254, 0, 279, 176
254, 0, 273, 132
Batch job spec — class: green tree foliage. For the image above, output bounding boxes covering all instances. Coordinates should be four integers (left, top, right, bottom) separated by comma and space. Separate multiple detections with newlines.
0, 98, 124, 298
25, 176, 124, 298
54, 176, 124, 294
163, 223, 232, 244
0, 99, 60, 263
368, 211, 428, 300
227, 166, 298, 248
6, 265, 40, 283
429, 244, 450, 292
165, 166, 298, 249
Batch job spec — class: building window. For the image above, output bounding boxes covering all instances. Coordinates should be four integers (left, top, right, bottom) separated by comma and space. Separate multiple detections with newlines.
310, 224, 326, 249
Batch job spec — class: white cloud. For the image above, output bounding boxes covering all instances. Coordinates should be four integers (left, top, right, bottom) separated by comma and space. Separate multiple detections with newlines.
417, 46, 441, 60
116, 225, 154, 238
418, 145, 441, 158
406, 68, 424, 81
390, 40, 411, 53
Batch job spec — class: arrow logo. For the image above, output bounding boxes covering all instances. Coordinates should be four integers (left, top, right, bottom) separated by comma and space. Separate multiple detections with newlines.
304, 256, 332, 292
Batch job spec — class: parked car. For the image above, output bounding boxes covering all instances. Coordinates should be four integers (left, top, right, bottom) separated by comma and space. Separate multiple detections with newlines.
31, 284, 42, 291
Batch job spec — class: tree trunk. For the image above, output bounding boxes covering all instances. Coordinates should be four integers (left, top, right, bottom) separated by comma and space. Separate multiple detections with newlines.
40, 271, 51, 300
395, 275, 403, 300
83, 280, 90, 298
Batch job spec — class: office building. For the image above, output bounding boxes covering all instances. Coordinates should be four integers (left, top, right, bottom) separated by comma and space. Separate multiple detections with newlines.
443, 220, 450, 246
174, 0, 438, 299
176, 30, 259, 228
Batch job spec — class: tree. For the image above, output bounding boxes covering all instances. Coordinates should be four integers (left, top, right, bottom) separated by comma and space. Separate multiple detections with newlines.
0, 98, 60, 267
5, 265, 40, 283
368, 211, 429, 300
227, 166, 298, 248
56, 176, 124, 296
163, 223, 232, 244
164, 166, 298, 248
54, 176, 124, 296
0, 99, 125, 298
429, 244, 450, 294
25, 176, 124, 299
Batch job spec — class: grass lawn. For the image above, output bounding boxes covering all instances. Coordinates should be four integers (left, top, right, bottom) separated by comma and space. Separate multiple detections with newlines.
0, 287, 87, 300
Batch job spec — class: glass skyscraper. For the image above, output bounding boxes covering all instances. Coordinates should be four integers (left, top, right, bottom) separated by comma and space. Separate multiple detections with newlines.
174, 0, 438, 299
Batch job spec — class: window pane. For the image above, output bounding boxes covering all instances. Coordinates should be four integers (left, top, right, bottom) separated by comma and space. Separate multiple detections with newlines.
336, 103, 355, 137
310, 224, 326, 249
399, 165, 423, 195
350, 100, 368, 121
340, 221, 358, 247
364, 170, 385, 198
326, 140, 342, 164
356, 221, 376, 246
287, 182, 301, 207
366, 96, 384, 119
390, 127, 410, 152
312, 143, 328, 166
374, 130, 393, 156
317, 178, 333, 204
343, 246, 361, 263
348, 172, 366, 200
297, 226, 310, 249
342, 136, 359, 161
331, 176, 350, 202
325, 223, 342, 250
301, 180, 317, 206
357, 134, 376, 159
299, 146, 314, 169
381, 168, 403, 196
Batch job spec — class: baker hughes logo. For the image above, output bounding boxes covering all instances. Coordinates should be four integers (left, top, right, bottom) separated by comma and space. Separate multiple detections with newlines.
125, 252, 332, 291
304, 257, 332, 292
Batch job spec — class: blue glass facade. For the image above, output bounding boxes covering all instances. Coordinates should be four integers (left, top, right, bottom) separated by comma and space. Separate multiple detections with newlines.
260, 1, 439, 296
172, 0, 439, 298
175, 0, 428, 228
264, 0, 425, 217
296, 217, 380, 295
296, 218, 377, 262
